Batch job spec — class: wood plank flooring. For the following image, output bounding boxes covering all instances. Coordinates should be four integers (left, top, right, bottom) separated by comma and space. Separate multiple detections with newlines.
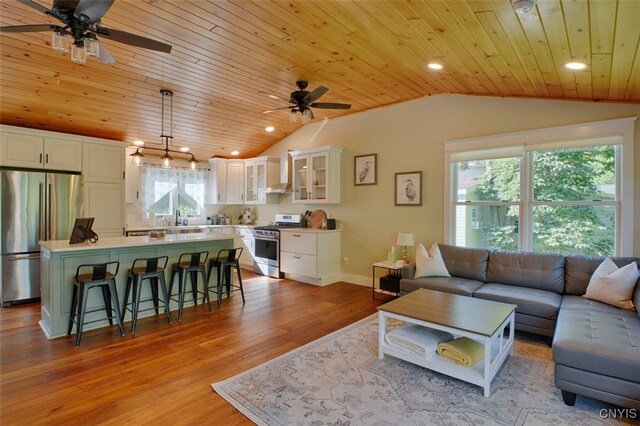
0, 272, 383, 425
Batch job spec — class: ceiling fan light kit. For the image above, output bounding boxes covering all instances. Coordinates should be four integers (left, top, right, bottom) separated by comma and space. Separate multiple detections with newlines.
129, 90, 198, 170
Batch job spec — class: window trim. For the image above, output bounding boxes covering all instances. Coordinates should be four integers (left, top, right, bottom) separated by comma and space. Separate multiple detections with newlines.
443, 117, 636, 256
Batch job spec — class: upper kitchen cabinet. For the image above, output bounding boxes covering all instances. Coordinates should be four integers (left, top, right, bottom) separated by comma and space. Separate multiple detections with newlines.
83, 142, 126, 183
208, 158, 227, 204
244, 156, 279, 204
291, 146, 342, 204
125, 148, 140, 203
226, 160, 245, 204
0, 132, 82, 172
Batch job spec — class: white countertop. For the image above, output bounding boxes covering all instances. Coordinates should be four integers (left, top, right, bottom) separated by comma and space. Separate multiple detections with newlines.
126, 224, 256, 232
279, 228, 341, 234
40, 233, 236, 253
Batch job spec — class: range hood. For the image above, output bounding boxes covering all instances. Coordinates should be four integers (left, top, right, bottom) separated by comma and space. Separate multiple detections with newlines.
262, 151, 292, 193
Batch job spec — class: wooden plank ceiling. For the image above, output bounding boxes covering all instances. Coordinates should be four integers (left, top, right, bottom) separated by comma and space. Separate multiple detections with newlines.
1, 0, 639, 161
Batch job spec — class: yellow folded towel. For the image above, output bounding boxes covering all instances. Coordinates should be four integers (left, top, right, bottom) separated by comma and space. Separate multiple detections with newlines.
437, 337, 484, 367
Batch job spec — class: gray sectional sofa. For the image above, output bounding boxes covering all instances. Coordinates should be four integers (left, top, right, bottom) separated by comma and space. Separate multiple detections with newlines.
399, 244, 640, 408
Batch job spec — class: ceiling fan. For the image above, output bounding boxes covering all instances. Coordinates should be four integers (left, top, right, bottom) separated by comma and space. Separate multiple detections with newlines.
0, 0, 172, 65
261, 81, 351, 124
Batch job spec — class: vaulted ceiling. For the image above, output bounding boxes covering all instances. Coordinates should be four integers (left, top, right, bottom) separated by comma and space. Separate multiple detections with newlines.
1, 0, 639, 161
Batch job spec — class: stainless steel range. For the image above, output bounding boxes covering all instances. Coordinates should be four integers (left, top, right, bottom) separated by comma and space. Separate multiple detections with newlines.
253, 213, 301, 278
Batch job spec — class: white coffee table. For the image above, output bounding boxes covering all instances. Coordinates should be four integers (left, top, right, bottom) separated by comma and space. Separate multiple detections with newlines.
378, 288, 516, 397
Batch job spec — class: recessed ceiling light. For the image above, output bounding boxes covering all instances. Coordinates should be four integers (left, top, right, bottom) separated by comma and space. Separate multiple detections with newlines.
179, 147, 189, 152
428, 63, 443, 70
565, 62, 587, 70
265, 126, 275, 132
133, 140, 145, 146
231, 150, 239, 156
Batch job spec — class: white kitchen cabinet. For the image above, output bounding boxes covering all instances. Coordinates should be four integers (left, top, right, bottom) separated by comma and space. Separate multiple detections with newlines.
0, 132, 82, 171
83, 143, 126, 183
125, 148, 140, 203
280, 229, 341, 285
226, 160, 245, 204
84, 182, 125, 238
290, 146, 342, 204
208, 158, 227, 204
235, 227, 255, 268
244, 156, 280, 204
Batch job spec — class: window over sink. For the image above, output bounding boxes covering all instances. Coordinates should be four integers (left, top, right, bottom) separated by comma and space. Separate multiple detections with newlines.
139, 164, 208, 218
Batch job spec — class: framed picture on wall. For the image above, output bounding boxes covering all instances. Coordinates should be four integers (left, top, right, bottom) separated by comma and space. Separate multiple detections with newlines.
395, 171, 422, 206
354, 153, 377, 185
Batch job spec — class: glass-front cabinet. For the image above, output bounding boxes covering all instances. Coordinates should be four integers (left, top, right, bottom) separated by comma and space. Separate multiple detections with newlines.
291, 146, 342, 204
244, 157, 279, 204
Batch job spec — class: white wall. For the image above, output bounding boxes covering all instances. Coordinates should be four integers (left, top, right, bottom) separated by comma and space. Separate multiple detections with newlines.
256, 94, 640, 283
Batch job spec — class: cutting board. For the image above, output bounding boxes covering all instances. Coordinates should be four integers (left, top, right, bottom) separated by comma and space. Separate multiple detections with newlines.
307, 209, 327, 229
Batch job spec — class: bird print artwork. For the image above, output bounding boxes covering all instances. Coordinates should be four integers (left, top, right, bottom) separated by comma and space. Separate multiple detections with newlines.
404, 179, 416, 202
396, 172, 421, 205
359, 161, 372, 183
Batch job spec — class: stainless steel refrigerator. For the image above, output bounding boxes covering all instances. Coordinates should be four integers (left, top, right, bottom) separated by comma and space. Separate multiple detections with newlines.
1, 169, 82, 306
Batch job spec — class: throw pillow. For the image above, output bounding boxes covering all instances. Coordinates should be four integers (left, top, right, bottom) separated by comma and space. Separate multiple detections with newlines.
583, 258, 638, 310
414, 243, 450, 278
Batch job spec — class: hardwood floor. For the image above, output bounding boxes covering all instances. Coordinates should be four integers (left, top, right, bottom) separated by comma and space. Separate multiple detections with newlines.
0, 272, 383, 425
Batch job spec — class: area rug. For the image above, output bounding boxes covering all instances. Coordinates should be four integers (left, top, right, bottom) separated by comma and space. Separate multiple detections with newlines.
212, 315, 628, 425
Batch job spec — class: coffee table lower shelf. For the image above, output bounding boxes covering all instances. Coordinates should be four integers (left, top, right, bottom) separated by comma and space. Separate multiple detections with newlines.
378, 310, 515, 397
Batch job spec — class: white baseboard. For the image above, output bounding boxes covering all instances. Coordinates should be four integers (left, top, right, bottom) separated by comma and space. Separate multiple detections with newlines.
340, 273, 370, 287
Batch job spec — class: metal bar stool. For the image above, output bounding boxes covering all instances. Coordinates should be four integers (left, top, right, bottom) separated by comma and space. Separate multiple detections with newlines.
121, 256, 172, 333
168, 251, 210, 321
205, 248, 245, 310
67, 261, 125, 347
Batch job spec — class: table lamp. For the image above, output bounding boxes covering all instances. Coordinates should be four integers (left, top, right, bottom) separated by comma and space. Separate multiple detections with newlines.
396, 232, 414, 263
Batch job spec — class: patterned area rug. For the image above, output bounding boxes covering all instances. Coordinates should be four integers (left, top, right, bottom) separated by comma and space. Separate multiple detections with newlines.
212, 315, 628, 425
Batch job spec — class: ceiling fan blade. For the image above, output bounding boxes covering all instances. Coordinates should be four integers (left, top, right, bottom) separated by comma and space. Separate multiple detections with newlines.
0, 24, 52, 33
258, 91, 291, 103
96, 40, 115, 64
74, 0, 114, 23
303, 86, 328, 103
309, 102, 352, 110
17, 0, 51, 14
262, 106, 293, 114
94, 26, 172, 53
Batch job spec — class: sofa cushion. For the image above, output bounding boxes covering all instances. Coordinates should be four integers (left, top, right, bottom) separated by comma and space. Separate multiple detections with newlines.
487, 250, 565, 293
473, 283, 562, 319
583, 258, 638, 310
564, 255, 640, 296
414, 243, 450, 278
400, 276, 484, 297
438, 244, 490, 282
553, 295, 640, 382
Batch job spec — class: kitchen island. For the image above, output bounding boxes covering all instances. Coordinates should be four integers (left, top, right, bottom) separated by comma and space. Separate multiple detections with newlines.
39, 233, 235, 339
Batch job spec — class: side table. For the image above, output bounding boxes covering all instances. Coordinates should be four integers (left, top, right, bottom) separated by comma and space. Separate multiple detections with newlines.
372, 261, 407, 300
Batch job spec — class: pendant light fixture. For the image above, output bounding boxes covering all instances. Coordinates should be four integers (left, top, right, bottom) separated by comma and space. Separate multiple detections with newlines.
130, 89, 198, 169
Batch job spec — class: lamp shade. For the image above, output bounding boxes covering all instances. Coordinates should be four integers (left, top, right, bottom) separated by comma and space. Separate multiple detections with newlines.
396, 232, 414, 247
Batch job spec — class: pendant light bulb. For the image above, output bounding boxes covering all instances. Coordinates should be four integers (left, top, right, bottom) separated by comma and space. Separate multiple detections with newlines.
302, 109, 312, 125
71, 41, 86, 64
290, 110, 297, 123
52, 30, 69, 53
189, 155, 198, 169
84, 35, 99, 57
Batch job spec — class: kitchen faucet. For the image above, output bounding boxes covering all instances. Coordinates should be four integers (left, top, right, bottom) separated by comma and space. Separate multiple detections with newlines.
175, 209, 180, 226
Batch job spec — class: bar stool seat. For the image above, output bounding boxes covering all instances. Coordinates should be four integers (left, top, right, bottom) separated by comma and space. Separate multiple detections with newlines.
168, 251, 210, 321
121, 256, 172, 333
205, 248, 245, 310
67, 261, 125, 347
